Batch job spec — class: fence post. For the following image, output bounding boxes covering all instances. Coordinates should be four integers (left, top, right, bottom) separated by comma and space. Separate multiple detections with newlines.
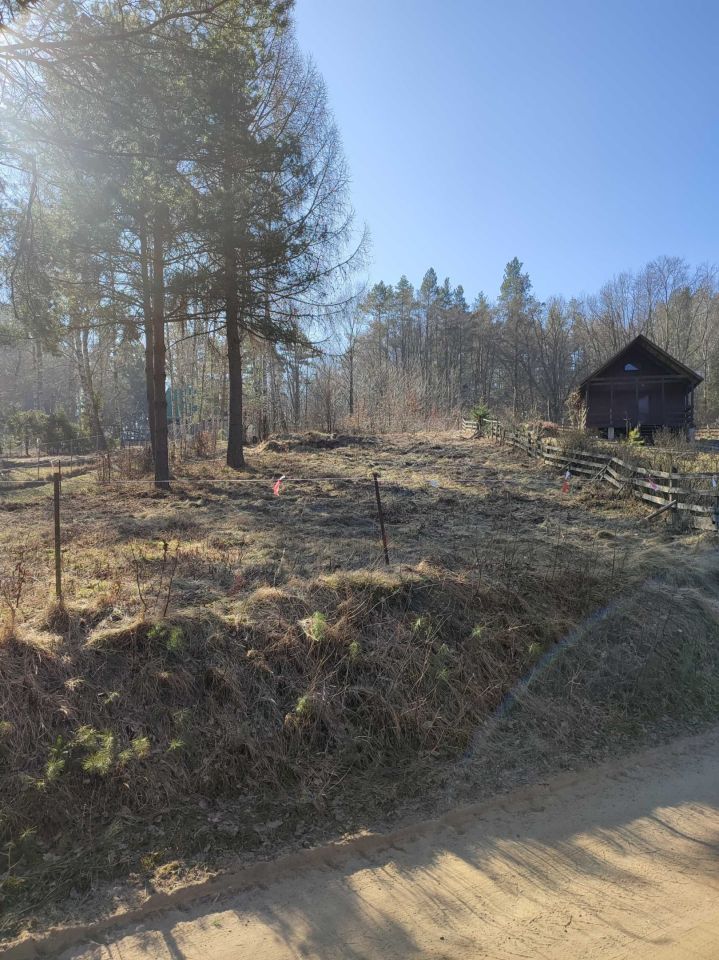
53, 467, 62, 601
669, 462, 679, 520
372, 472, 390, 566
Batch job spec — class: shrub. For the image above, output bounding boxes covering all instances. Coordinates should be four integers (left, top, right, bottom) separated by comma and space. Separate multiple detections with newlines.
192, 430, 215, 459
148, 623, 186, 654
559, 427, 597, 455
471, 402, 490, 423
294, 693, 313, 717
300, 611, 328, 644
565, 390, 587, 429
4, 409, 83, 456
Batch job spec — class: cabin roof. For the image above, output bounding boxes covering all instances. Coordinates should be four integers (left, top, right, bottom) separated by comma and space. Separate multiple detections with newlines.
578, 334, 703, 390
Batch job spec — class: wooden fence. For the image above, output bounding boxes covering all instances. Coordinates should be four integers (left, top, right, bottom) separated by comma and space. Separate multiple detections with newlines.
462, 417, 719, 531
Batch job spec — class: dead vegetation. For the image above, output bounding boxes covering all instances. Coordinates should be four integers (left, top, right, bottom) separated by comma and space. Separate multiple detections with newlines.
1, 429, 718, 938
470, 550, 719, 788
259, 431, 379, 453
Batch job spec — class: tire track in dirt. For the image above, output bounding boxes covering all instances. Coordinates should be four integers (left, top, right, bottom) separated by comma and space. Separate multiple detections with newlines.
6, 726, 719, 959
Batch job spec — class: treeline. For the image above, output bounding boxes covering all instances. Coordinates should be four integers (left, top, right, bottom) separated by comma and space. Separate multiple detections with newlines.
2, 4, 718, 465
4, 254, 717, 451
340, 256, 719, 431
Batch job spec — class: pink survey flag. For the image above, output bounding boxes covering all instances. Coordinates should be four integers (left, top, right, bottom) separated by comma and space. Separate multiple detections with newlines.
273, 475, 286, 496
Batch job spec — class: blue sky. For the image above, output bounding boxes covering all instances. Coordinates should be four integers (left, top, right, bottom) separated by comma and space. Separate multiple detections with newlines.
294, 0, 719, 303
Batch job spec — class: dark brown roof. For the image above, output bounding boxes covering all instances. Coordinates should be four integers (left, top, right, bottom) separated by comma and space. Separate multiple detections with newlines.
578, 334, 703, 390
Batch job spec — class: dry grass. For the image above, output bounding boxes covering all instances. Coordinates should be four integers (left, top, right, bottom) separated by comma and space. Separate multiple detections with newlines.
470, 550, 719, 785
0, 430, 717, 936
562, 430, 719, 475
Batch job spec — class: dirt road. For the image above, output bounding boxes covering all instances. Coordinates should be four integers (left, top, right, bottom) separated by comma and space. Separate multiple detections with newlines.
35, 728, 719, 958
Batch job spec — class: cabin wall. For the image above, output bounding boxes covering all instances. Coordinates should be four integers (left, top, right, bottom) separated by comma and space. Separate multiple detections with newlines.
585, 381, 690, 429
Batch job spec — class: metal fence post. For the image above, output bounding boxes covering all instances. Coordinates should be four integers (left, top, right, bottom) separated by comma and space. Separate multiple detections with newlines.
53, 467, 62, 601
372, 472, 390, 566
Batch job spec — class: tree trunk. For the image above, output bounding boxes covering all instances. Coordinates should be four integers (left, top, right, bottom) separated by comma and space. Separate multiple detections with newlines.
33, 339, 44, 411
226, 326, 244, 467
152, 203, 171, 489
74, 327, 107, 450
225, 242, 245, 469
260, 348, 269, 440
292, 345, 301, 427
139, 218, 156, 456
348, 344, 354, 417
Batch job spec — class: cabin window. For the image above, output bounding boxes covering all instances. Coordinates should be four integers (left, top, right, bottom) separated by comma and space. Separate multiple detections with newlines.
638, 393, 650, 418
624, 362, 639, 372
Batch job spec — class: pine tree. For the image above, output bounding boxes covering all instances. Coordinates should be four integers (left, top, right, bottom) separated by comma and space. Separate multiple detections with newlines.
499, 257, 537, 415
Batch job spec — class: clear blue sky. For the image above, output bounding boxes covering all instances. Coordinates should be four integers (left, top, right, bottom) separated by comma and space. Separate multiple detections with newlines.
294, 0, 719, 303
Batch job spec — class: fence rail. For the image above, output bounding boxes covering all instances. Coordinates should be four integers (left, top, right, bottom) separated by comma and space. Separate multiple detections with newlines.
479, 418, 719, 530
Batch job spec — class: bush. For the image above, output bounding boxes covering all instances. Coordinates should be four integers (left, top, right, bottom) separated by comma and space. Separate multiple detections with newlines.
652, 427, 695, 472
559, 427, 597, 455
300, 611, 328, 644
471, 402, 490, 423
192, 430, 216, 459
626, 425, 644, 447
3, 409, 83, 455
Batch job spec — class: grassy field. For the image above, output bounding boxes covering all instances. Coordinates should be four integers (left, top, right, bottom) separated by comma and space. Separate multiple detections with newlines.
1, 429, 719, 940
0, 428, 685, 604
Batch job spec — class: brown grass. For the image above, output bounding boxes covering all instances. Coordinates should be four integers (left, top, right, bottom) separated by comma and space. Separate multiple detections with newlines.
0, 430, 717, 936
0, 556, 613, 926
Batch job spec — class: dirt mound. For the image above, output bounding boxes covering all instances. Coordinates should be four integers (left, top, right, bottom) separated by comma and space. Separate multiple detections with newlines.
0, 554, 612, 931
4, 549, 719, 939
260, 432, 379, 453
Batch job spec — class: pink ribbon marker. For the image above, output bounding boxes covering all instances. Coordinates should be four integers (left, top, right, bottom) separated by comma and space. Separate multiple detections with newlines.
273, 475, 286, 496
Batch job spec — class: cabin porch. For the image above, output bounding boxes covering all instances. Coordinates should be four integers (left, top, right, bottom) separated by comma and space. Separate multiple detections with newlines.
584, 374, 695, 439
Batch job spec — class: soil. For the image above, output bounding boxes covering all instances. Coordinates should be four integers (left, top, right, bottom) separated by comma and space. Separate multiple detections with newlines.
10, 724, 719, 960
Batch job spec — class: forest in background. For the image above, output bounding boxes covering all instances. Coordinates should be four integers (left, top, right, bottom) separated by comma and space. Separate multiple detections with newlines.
3, 253, 718, 450
1, 0, 718, 474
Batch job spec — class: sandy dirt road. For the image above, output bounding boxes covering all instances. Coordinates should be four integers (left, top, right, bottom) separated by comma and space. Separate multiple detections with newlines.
39, 728, 719, 959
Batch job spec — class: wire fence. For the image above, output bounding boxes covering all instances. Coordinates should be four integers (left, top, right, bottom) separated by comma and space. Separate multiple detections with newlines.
1, 420, 678, 614
0, 419, 510, 606
17, 455, 498, 606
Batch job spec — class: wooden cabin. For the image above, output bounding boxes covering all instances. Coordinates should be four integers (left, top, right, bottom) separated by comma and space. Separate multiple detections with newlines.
578, 335, 703, 440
